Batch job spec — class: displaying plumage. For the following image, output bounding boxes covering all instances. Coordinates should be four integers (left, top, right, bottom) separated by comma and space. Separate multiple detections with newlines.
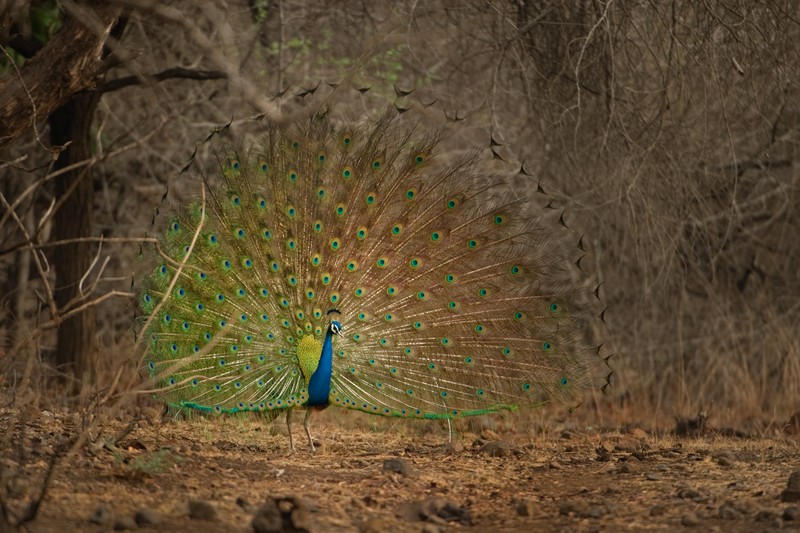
139, 96, 606, 451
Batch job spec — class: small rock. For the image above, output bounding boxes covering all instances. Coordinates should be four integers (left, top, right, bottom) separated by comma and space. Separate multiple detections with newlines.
681, 512, 700, 527
783, 506, 798, 521
480, 441, 512, 457
252, 500, 282, 533
113, 516, 137, 530
548, 460, 564, 470
134, 508, 161, 526
236, 496, 249, 509
559, 500, 589, 516
645, 472, 663, 481
420, 524, 442, 533
782, 470, 800, 502
188, 500, 217, 521
89, 506, 112, 526
560, 430, 574, 440
516, 499, 539, 517
383, 458, 414, 477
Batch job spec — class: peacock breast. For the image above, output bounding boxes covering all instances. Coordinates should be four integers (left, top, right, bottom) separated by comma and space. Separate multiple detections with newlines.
297, 335, 323, 384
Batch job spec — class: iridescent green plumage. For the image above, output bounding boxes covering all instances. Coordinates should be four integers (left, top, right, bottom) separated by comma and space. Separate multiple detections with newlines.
139, 101, 606, 450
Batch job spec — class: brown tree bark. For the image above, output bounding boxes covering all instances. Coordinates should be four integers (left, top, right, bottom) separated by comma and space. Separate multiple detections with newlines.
49, 92, 102, 386
0, 5, 122, 147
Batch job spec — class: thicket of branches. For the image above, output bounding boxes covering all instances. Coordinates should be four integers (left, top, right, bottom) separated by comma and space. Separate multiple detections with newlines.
1, 0, 798, 429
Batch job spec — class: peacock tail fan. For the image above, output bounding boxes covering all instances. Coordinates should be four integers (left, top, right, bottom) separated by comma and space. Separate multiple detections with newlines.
137, 91, 608, 424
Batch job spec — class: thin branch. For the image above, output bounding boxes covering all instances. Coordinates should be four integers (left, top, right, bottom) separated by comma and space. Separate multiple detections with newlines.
0, 191, 58, 319
101, 67, 227, 94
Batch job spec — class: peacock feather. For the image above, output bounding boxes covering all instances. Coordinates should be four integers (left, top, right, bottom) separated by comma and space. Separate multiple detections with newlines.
139, 99, 607, 451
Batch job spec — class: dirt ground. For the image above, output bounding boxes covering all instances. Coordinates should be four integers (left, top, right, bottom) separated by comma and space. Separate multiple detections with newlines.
1, 406, 799, 533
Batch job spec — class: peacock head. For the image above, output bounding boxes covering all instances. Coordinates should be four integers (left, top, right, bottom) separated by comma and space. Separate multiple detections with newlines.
327, 308, 343, 337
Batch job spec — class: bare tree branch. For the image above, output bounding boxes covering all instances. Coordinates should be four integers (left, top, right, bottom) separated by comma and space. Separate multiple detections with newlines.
101, 67, 227, 93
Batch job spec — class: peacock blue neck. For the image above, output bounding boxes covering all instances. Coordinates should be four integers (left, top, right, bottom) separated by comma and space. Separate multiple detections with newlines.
307, 327, 334, 406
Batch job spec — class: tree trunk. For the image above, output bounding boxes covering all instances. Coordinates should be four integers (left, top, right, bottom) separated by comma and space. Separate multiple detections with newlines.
49, 92, 102, 388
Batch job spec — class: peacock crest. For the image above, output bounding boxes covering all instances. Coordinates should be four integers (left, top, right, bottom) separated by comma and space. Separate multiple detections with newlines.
138, 91, 608, 450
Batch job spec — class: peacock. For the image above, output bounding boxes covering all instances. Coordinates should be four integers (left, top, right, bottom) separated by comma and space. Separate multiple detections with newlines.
138, 91, 608, 452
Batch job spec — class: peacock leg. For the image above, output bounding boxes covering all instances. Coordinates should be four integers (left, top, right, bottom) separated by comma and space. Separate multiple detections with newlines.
286, 408, 295, 452
303, 408, 316, 452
